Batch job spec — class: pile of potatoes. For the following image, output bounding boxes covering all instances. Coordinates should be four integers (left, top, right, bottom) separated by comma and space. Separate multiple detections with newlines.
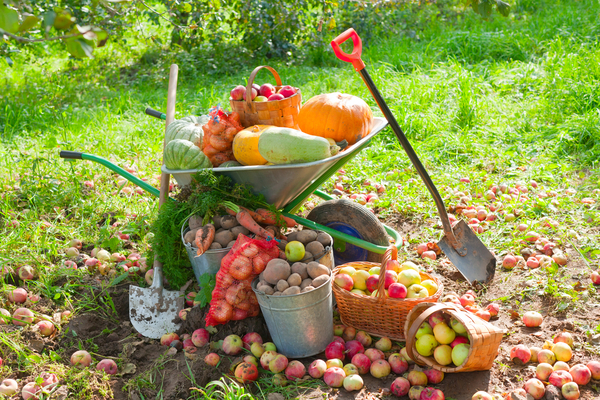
276, 229, 331, 261
256, 258, 331, 296
183, 215, 250, 250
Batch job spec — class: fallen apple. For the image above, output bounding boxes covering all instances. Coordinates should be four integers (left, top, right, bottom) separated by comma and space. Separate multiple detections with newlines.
390, 377, 410, 397
548, 370, 573, 388
0, 379, 18, 396
407, 370, 428, 386
522, 311, 543, 327
523, 378, 545, 399
308, 359, 327, 378
97, 359, 118, 375
388, 353, 408, 374
71, 350, 92, 368
204, 352, 220, 366
323, 367, 345, 387
222, 334, 243, 355
561, 382, 580, 400
552, 342, 572, 362
510, 344, 531, 364
370, 359, 391, 378
569, 364, 591, 385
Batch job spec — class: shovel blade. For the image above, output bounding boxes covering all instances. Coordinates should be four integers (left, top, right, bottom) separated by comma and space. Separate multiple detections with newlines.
438, 220, 496, 284
129, 285, 184, 339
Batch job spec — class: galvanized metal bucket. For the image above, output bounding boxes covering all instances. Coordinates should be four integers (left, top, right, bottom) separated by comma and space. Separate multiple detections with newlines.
252, 273, 333, 358
181, 223, 231, 285
251, 232, 334, 358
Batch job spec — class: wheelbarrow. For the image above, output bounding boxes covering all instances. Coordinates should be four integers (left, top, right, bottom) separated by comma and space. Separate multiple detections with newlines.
60, 115, 403, 264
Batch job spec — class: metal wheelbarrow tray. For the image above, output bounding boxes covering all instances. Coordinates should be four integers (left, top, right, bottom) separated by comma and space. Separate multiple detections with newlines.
162, 117, 388, 209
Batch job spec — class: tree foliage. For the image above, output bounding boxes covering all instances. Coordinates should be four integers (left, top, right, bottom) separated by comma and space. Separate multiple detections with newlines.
1, 0, 511, 65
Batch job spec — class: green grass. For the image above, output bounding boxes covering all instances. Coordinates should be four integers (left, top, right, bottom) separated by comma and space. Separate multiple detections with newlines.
1, 0, 600, 397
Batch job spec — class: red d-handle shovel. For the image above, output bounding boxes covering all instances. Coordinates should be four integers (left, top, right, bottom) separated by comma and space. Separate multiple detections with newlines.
332, 28, 496, 284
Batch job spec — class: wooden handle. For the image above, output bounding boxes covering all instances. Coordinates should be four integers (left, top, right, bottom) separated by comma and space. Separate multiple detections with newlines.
159, 64, 179, 207
245, 65, 283, 107
373, 246, 397, 301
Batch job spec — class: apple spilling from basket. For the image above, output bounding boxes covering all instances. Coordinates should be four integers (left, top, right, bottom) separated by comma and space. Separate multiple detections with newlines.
230, 83, 298, 102
333, 261, 438, 299
505, 331, 600, 400
439, 290, 500, 322
413, 311, 472, 368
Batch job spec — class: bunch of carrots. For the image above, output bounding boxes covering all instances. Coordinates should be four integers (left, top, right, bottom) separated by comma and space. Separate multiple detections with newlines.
195, 206, 296, 256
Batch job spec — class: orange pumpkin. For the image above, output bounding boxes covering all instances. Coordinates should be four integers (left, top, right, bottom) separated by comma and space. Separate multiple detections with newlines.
297, 92, 373, 145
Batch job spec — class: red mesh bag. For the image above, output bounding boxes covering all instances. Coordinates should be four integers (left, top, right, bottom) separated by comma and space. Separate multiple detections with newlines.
206, 234, 279, 326
202, 106, 244, 167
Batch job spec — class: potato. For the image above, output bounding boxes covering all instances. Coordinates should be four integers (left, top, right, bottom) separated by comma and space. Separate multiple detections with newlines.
220, 215, 238, 230
184, 228, 198, 244
296, 230, 318, 245
286, 231, 299, 242
312, 274, 329, 288
301, 251, 314, 262
227, 240, 237, 248
291, 262, 308, 280
287, 273, 302, 287
276, 279, 289, 292
277, 239, 288, 251
316, 232, 331, 247
259, 278, 267, 287
302, 286, 315, 293
214, 230, 234, 247
282, 286, 301, 296
301, 278, 313, 290
189, 215, 203, 230
307, 262, 329, 279
231, 225, 250, 238
215, 228, 225, 233
258, 284, 274, 295
272, 291, 282, 296
212, 215, 223, 229
263, 259, 291, 285
306, 241, 325, 258
209, 242, 222, 249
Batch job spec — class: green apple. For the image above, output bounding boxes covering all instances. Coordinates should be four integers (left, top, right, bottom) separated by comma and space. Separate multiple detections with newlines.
254, 95, 268, 102
406, 284, 428, 298
285, 241, 305, 262
399, 261, 420, 272
352, 270, 370, 291
420, 279, 438, 296
263, 342, 277, 352
415, 322, 433, 340
350, 289, 366, 295
451, 343, 470, 366
433, 322, 456, 345
433, 344, 452, 365
450, 318, 467, 335
398, 269, 421, 287
415, 334, 438, 357
340, 266, 357, 276
368, 267, 380, 275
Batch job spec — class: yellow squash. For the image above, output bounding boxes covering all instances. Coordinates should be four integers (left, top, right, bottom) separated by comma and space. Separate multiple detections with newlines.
232, 125, 272, 165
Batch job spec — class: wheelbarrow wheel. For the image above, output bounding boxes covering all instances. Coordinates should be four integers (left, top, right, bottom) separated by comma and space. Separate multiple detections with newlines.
307, 199, 389, 265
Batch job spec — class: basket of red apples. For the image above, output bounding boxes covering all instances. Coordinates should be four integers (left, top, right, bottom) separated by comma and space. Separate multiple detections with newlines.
331, 246, 443, 341
229, 65, 301, 129
404, 302, 505, 372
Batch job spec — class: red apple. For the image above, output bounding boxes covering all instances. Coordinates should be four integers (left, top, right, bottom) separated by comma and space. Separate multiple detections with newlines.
334, 273, 354, 291
308, 359, 326, 378
71, 350, 92, 368
503, 254, 517, 269
204, 352, 220, 366
420, 387, 445, 400
285, 360, 306, 381
191, 328, 209, 347
278, 85, 296, 98
390, 377, 410, 397
97, 359, 118, 375
325, 341, 345, 361
242, 87, 257, 101
234, 362, 258, 383
242, 332, 263, 350
323, 367, 345, 387
510, 344, 531, 364
450, 336, 469, 348
586, 360, 600, 379
230, 85, 245, 100
388, 283, 408, 298
259, 83, 275, 98
460, 294, 475, 307
342, 326, 356, 341
160, 332, 179, 346
548, 370, 573, 388
523, 378, 545, 399
388, 353, 408, 374
536, 363, 554, 381
424, 369, 444, 384
345, 340, 364, 359
407, 370, 428, 386
370, 359, 391, 378
366, 274, 380, 293
485, 303, 500, 317
569, 364, 591, 385
222, 334, 243, 355
7, 287, 27, 303
268, 93, 285, 101
355, 330, 372, 347
12, 307, 34, 326
554, 332, 574, 348
364, 348, 385, 362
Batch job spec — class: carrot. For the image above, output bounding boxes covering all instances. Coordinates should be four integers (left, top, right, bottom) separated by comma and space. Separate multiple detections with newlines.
255, 208, 296, 228
195, 224, 215, 256
236, 210, 275, 241
225, 205, 266, 224
265, 225, 288, 241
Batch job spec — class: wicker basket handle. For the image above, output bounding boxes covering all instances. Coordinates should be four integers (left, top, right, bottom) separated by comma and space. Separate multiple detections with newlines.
245, 65, 283, 107
373, 246, 398, 301
405, 302, 455, 363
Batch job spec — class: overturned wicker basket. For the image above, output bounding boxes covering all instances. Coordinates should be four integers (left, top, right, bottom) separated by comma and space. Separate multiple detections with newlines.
229, 65, 301, 129
404, 302, 505, 372
332, 247, 443, 341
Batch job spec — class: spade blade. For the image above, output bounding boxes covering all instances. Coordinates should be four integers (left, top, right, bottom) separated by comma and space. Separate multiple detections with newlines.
129, 285, 184, 339
437, 220, 496, 284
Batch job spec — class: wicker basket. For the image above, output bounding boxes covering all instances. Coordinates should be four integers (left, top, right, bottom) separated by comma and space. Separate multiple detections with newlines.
229, 65, 301, 129
332, 247, 443, 341
404, 302, 505, 372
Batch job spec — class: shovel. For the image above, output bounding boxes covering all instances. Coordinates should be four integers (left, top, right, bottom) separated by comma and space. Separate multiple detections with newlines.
331, 29, 496, 284
129, 64, 185, 338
